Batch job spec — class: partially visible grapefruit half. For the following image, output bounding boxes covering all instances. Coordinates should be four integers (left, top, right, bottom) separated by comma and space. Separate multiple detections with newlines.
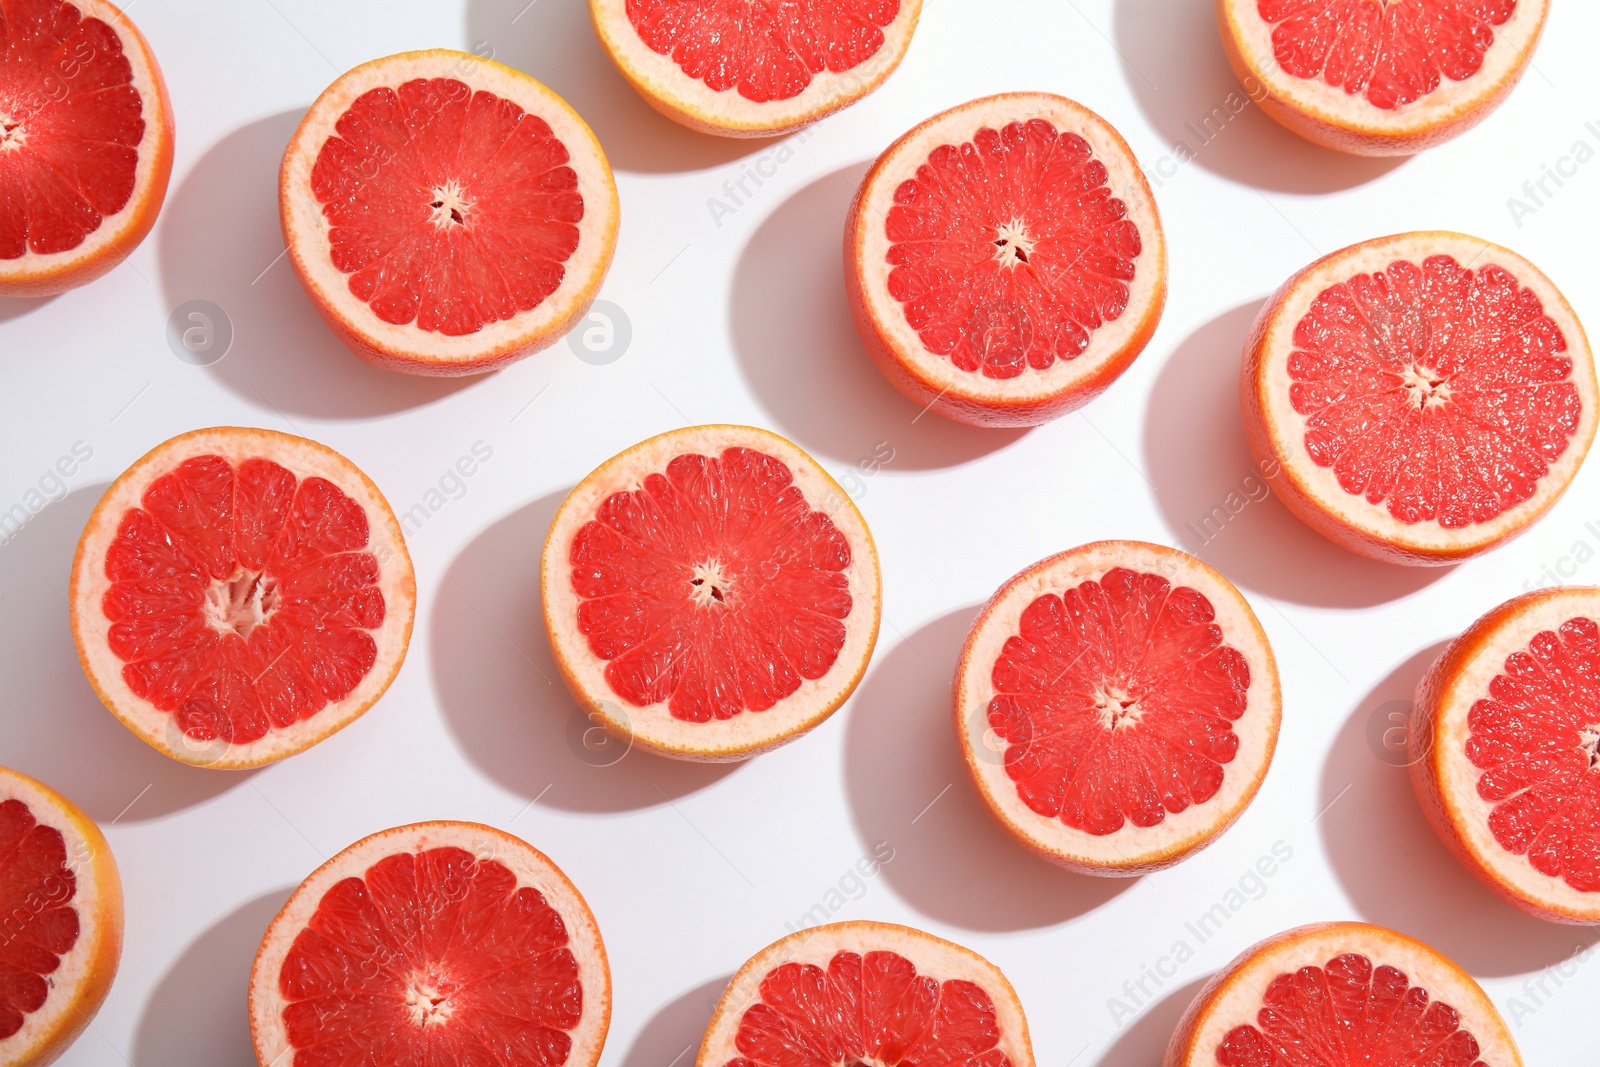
249, 821, 611, 1067
698, 921, 1034, 1067
589, 0, 922, 137
1413, 586, 1600, 924
846, 93, 1167, 427
542, 425, 881, 762
1165, 922, 1521, 1067
0, 765, 122, 1067
280, 49, 620, 375
1217, 0, 1549, 155
1243, 231, 1596, 566
69, 427, 416, 769
956, 541, 1280, 875
0, 0, 174, 297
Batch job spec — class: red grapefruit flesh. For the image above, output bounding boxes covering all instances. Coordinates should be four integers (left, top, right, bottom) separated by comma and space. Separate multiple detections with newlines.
590, 0, 922, 137
0, 766, 121, 1067
956, 541, 1280, 874
543, 425, 881, 762
281, 50, 619, 375
1413, 587, 1600, 923
846, 93, 1167, 427
70, 427, 416, 769
250, 821, 610, 1067
1243, 232, 1597, 565
0, 0, 174, 297
698, 922, 1034, 1067
1165, 923, 1521, 1067
1217, 0, 1549, 154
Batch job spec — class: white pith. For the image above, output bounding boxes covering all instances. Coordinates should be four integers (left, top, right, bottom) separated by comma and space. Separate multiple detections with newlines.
542, 426, 882, 760
956, 541, 1280, 871
851, 93, 1166, 409
69, 428, 416, 770
281, 50, 619, 367
250, 822, 610, 1067
1253, 232, 1598, 558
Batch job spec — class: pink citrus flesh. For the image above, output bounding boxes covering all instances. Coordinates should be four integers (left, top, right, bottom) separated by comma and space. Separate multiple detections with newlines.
0, 799, 80, 1043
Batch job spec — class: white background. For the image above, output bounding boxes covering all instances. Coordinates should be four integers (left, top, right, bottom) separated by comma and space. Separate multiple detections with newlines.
4, 1, 1600, 1064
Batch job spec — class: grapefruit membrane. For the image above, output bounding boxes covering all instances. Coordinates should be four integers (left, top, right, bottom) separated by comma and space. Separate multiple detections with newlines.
955, 541, 1280, 874
280, 50, 619, 375
250, 821, 610, 1067
1216, 0, 1549, 155
0, 0, 174, 297
846, 93, 1167, 427
1243, 232, 1597, 566
542, 425, 881, 762
589, 0, 923, 137
1164, 922, 1521, 1067
0, 766, 122, 1067
69, 427, 416, 769
698, 921, 1035, 1067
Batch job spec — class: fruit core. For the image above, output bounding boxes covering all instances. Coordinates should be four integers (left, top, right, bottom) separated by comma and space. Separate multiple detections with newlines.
0, 798, 79, 1042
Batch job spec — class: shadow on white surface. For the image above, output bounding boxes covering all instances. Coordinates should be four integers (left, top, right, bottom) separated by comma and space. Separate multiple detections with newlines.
620, 975, 730, 1067
2, 483, 253, 822
432, 491, 741, 812
158, 111, 471, 420
0, 295, 54, 323
1143, 301, 1448, 608
1319, 641, 1598, 976
731, 166, 1028, 471
1110, 0, 1404, 193
1094, 976, 1205, 1067
844, 606, 1133, 932
464, 0, 771, 174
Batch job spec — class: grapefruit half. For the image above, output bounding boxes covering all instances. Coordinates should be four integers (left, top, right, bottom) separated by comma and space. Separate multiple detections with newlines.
0, 0, 174, 297
1216, 0, 1549, 155
1164, 922, 1521, 1067
1412, 587, 1600, 924
589, 0, 922, 137
69, 427, 416, 769
1242, 231, 1596, 566
0, 765, 122, 1067
542, 425, 881, 762
698, 921, 1034, 1067
280, 50, 620, 375
955, 541, 1280, 874
249, 821, 610, 1067
846, 93, 1167, 427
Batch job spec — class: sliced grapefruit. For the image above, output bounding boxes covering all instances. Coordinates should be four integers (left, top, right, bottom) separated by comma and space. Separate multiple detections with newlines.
1165, 922, 1521, 1067
0, 766, 121, 1067
698, 921, 1034, 1067
845, 93, 1167, 427
590, 0, 922, 137
280, 49, 620, 375
1412, 587, 1600, 924
0, 0, 174, 297
1217, 0, 1548, 155
69, 427, 416, 769
1243, 231, 1596, 566
249, 821, 610, 1067
542, 425, 881, 762
955, 541, 1280, 874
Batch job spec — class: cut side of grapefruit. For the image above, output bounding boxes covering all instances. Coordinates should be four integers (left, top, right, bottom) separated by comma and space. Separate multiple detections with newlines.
542, 425, 881, 762
249, 821, 610, 1067
0, 0, 174, 297
698, 921, 1034, 1067
955, 541, 1280, 875
1243, 231, 1596, 566
1164, 922, 1521, 1067
280, 49, 619, 375
1413, 587, 1600, 924
590, 0, 922, 137
1217, 0, 1548, 155
846, 93, 1167, 428
0, 766, 121, 1067
69, 427, 416, 769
